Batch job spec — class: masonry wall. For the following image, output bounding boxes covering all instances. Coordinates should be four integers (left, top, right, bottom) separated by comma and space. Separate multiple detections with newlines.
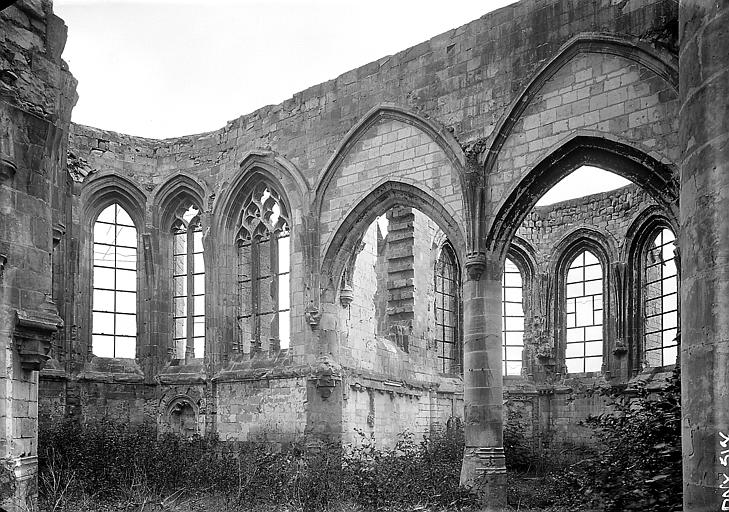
30, 0, 681, 457
216, 377, 307, 443
337, 207, 460, 443
0, 1, 77, 508
503, 183, 668, 447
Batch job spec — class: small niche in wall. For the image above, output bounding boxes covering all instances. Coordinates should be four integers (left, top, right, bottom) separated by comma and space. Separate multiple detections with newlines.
166, 397, 198, 438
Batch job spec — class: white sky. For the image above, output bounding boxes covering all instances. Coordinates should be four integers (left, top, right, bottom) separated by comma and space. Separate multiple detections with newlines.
536, 167, 631, 206
54, 0, 516, 139
53, 0, 630, 202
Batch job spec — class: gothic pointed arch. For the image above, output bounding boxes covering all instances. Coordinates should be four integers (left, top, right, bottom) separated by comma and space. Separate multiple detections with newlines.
623, 206, 678, 265
313, 103, 466, 217
624, 206, 679, 372
81, 173, 147, 229
486, 135, 678, 260
477, 33, 678, 173
501, 237, 536, 377
549, 228, 616, 375
504, 236, 537, 277
213, 150, 309, 233
153, 173, 207, 231
320, 179, 465, 303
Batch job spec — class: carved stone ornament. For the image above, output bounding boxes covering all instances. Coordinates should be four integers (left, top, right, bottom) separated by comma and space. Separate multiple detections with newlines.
14, 295, 63, 371
339, 283, 354, 307
535, 342, 554, 361
465, 252, 487, 280
52, 222, 66, 248
0, 253, 6, 280
613, 338, 628, 356
305, 305, 321, 326
315, 367, 336, 400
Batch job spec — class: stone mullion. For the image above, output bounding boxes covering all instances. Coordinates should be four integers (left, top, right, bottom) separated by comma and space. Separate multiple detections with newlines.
185, 227, 195, 362
251, 238, 261, 353
270, 233, 280, 352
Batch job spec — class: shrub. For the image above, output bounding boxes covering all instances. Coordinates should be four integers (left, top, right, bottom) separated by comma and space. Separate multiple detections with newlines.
506, 370, 682, 512
576, 369, 683, 511
503, 408, 535, 472
342, 428, 475, 510
38, 420, 477, 511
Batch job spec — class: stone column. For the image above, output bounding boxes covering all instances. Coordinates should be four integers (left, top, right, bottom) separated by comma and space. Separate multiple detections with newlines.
460, 255, 506, 510
679, 1, 729, 510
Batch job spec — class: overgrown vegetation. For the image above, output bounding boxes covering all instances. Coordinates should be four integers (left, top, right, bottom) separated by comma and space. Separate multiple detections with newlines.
38, 422, 476, 512
507, 369, 682, 512
39, 371, 681, 512
578, 369, 682, 511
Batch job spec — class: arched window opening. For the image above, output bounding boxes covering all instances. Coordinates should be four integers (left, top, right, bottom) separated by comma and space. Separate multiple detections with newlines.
565, 250, 603, 373
435, 244, 459, 373
643, 228, 678, 366
237, 185, 290, 353
92, 203, 137, 358
536, 166, 631, 206
502, 258, 525, 376
172, 205, 205, 359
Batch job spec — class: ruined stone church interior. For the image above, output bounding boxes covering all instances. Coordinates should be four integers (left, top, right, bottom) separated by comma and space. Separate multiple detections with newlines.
1, 0, 728, 510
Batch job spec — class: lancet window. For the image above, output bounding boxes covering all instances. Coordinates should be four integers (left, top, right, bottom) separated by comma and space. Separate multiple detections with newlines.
92, 203, 137, 358
236, 185, 291, 352
643, 228, 678, 366
564, 250, 603, 373
171, 204, 205, 359
502, 258, 525, 376
434, 243, 459, 373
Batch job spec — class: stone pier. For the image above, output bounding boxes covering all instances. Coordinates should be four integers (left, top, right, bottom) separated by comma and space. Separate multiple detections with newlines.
679, 0, 729, 509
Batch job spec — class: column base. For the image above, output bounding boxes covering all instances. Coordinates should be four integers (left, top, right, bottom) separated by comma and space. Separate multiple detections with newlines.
460, 446, 508, 511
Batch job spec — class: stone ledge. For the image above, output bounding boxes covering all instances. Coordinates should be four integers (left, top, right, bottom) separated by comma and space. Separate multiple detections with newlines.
344, 367, 463, 396
213, 362, 311, 383
39, 368, 67, 380
156, 372, 207, 385
77, 371, 144, 383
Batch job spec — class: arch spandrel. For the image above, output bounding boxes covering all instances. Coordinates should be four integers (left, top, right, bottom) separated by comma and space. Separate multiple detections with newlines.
314, 104, 466, 213
479, 33, 678, 173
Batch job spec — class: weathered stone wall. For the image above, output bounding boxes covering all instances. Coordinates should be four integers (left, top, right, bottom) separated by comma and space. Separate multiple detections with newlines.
216, 377, 307, 443
517, 185, 658, 265
0, 1, 77, 508
503, 183, 667, 447
26, 0, 682, 470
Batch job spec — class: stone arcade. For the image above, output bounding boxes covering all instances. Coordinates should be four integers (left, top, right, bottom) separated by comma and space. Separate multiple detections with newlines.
0, 0, 727, 510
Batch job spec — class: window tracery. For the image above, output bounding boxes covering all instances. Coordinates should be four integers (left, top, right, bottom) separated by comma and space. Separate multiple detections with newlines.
92, 203, 137, 358
236, 184, 291, 353
171, 204, 205, 359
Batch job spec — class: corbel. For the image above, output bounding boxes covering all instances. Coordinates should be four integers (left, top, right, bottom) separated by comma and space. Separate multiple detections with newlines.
14, 295, 63, 371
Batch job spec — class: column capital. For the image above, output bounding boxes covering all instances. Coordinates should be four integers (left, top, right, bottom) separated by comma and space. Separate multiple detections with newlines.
465, 252, 487, 280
